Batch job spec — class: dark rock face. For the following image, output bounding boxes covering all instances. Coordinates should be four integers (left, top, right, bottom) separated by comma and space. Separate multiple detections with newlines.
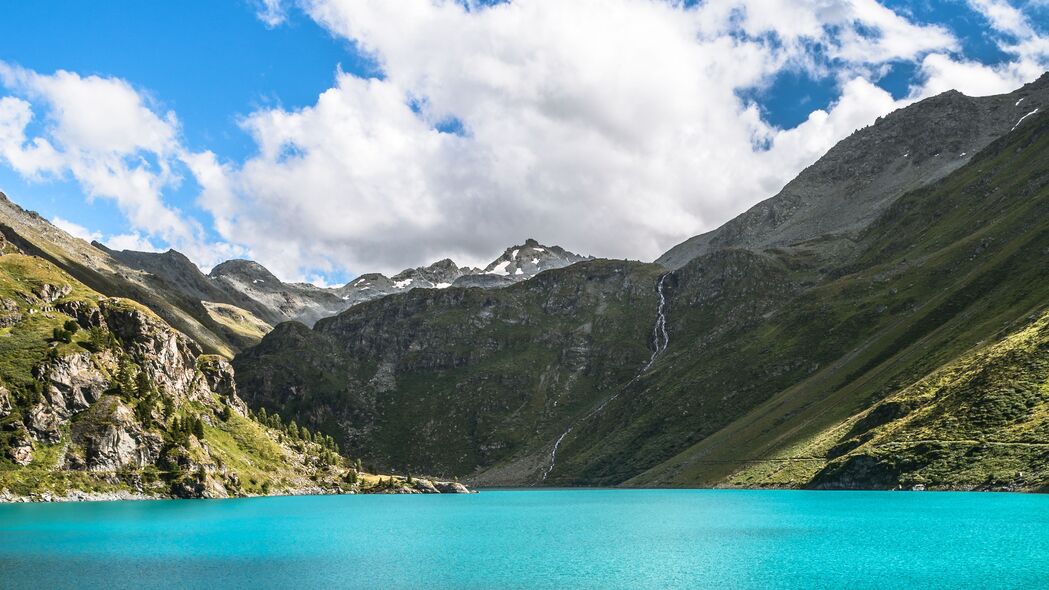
235, 259, 664, 478
451, 274, 515, 288
809, 454, 903, 490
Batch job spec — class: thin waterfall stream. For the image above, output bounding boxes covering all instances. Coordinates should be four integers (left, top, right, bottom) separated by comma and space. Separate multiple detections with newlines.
542, 273, 671, 481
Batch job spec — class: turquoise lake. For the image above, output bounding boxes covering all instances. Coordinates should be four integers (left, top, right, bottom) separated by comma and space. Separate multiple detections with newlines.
0, 489, 1046, 589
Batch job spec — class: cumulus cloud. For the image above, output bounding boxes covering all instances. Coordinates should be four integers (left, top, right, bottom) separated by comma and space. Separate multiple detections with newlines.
0, 63, 239, 268
50, 216, 102, 242
4, 1, 1049, 282
909, 0, 1049, 98
203, 0, 963, 276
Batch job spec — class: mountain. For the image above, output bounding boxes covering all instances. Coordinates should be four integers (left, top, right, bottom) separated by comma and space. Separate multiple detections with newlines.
233, 259, 661, 479
331, 239, 593, 305
0, 187, 592, 359
472, 238, 593, 280
208, 259, 349, 327
0, 195, 263, 357
0, 232, 471, 500
658, 72, 1049, 269
234, 78, 1049, 491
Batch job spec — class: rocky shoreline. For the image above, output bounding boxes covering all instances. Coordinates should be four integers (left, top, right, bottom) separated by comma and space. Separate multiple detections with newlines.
0, 479, 474, 503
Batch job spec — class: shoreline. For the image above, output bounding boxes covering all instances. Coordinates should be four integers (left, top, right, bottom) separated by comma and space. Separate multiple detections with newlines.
0, 480, 476, 504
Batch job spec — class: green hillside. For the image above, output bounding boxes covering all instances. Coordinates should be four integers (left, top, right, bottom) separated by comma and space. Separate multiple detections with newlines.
0, 242, 465, 499
626, 109, 1049, 491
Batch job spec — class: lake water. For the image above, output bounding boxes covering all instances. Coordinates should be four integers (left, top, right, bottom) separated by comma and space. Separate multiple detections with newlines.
0, 489, 1046, 589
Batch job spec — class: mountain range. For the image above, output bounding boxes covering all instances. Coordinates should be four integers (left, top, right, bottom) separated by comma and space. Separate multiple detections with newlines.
2, 73, 1048, 497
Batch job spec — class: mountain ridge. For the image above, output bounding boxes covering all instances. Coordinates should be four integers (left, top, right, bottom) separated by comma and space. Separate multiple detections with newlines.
657, 72, 1049, 269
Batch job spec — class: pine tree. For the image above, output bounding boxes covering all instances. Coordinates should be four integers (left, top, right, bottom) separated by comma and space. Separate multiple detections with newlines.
135, 397, 154, 428
135, 369, 155, 397
192, 417, 205, 439
114, 357, 137, 398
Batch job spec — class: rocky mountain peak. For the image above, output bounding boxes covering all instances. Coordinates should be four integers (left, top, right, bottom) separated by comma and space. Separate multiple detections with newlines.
391, 258, 463, 289
479, 239, 592, 280
208, 259, 280, 285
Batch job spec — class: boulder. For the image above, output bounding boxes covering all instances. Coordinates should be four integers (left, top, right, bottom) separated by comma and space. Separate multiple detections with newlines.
434, 481, 472, 494
412, 478, 440, 494
25, 403, 63, 443
34, 282, 71, 303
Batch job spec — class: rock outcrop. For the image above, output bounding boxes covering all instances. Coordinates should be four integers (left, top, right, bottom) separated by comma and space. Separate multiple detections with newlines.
67, 397, 162, 471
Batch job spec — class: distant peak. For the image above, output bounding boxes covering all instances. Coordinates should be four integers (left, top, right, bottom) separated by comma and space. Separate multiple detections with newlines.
209, 259, 279, 283
523, 238, 540, 247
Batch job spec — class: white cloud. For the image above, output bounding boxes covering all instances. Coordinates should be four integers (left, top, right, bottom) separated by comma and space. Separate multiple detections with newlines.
3, 1, 1048, 282
254, 0, 288, 27
50, 215, 102, 242
0, 63, 241, 269
105, 232, 162, 253
194, 0, 961, 276
0, 96, 63, 176
902, 1, 1049, 100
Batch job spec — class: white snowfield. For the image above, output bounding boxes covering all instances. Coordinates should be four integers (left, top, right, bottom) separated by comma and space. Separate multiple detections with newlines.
487, 260, 511, 275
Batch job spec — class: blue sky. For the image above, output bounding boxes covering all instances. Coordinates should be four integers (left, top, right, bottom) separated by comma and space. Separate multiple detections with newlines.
0, 1, 371, 252
0, 0, 1047, 283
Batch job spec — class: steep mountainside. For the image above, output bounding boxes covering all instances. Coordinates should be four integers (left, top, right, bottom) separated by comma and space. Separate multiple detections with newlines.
236, 85, 1049, 491
658, 72, 1049, 269
0, 195, 258, 357
0, 237, 469, 500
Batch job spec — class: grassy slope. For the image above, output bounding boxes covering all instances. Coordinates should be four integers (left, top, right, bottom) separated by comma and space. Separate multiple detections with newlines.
202, 301, 272, 344
0, 252, 408, 498
625, 110, 1049, 490
0, 196, 249, 356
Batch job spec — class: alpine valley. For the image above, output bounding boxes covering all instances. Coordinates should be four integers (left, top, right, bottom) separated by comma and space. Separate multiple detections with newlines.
2, 74, 1049, 500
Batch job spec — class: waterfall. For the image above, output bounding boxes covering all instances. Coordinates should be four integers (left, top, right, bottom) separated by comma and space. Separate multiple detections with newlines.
541, 273, 670, 482
643, 273, 670, 371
